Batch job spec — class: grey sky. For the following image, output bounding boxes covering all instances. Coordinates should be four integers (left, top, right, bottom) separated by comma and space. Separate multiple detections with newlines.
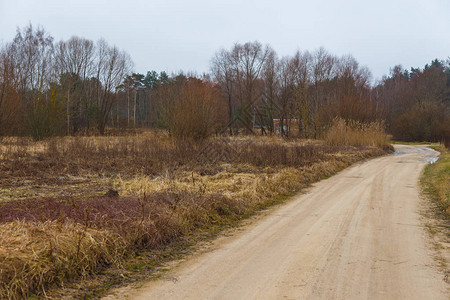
1, 0, 449, 83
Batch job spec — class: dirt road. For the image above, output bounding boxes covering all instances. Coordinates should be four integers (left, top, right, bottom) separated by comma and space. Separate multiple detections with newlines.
111, 145, 448, 299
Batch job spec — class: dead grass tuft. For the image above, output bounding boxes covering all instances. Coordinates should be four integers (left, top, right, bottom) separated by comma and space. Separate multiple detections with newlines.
0, 220, 126, 299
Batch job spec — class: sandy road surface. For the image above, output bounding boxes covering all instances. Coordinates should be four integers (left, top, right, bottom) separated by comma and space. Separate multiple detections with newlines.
110, 145, 448, 300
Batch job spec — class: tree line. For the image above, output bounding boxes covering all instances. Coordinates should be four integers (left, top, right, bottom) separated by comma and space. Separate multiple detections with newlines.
374, 61, 450, 141
0, 25, 132, 138
0, 25, 449, 141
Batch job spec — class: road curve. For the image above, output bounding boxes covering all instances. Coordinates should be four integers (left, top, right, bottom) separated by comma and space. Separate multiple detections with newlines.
109, 145, 448, 300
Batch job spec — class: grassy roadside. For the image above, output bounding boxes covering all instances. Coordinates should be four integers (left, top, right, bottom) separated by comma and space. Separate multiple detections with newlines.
420, 146, 450, 280
421, 146, 450, 218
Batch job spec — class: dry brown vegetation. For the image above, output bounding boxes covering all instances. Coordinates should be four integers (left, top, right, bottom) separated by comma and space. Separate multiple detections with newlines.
0, 131, 391, 299
325, 117, 389, 148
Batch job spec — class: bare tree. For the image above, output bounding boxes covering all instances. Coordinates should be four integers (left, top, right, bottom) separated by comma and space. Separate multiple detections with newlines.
276, 56, 297, 137
232, 42, 271, 129
261, 49, 279, 134
310, 48, 337, 136
93, 39, 133, 134
8, 25, 62, 139
211, 41, 271, 133
211, 49, 236, 134
331, 55, 373, 122
10, 25, 55, 99
55, 36, 94, 134
0, 46, 21, 136
292, 50, 313, 137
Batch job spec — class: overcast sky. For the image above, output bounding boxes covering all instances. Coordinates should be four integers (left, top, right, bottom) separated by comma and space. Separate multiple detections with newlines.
1, 0, 449, 83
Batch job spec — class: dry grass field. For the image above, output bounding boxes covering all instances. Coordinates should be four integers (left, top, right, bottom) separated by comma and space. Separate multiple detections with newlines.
0, 124, 392, 299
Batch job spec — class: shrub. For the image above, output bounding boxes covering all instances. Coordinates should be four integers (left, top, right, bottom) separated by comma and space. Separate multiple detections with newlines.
157, 76, 227, 140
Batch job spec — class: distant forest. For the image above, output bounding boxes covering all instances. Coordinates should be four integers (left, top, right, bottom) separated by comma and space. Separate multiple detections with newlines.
1, 25, 449, 141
